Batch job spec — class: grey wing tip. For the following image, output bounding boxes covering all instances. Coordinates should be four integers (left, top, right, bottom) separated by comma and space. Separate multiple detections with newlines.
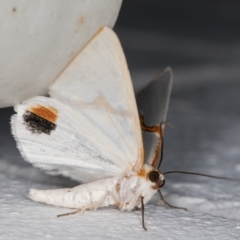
149, 67, 173, 86
162, 67, 173, 81
163, 66, 172, 72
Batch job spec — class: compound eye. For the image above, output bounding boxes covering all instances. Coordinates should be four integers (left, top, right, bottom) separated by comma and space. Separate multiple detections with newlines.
160, 179, 165, 188
149, 171, 160, 183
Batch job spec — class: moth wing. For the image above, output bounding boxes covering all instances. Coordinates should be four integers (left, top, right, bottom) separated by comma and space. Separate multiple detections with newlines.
12, 97, 127, 183
136, 67, 173, 167
11, 27, 144, 183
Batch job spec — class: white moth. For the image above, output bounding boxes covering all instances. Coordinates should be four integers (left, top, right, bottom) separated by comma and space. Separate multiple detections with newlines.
11, 27, 172, 228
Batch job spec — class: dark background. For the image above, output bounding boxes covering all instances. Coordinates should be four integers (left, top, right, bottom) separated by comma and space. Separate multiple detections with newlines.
116, 0, 240, 70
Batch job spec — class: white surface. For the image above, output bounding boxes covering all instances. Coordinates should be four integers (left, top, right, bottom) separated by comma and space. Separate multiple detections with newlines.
0, 0, 122, 107
1, 173, 240, 239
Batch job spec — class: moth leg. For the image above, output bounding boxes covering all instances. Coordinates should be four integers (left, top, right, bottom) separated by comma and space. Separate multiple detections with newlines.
158, 189, 187, 211
141, 196, 147, 231
57, 191, 110, 217
57, 209, 83, 217
57, 203, 95, 217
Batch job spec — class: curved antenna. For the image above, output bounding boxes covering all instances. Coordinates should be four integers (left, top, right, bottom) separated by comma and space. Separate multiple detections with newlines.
164, 171, 240, 182
158, 122, 173, 169
157, 122, 165, 169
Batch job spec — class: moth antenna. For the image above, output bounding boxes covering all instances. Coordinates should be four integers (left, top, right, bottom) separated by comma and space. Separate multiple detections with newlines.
141, 196, 147, 231
157, 122, 165, 169
158, 189, 187, 211
158, 121, 173, 169
164, 171, 240, 182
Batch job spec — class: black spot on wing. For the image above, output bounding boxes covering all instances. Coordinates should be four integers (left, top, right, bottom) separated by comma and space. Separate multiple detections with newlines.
23, 110, 56, 135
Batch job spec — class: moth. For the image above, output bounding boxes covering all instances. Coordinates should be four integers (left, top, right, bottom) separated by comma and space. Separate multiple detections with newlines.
11, 27, 176, 230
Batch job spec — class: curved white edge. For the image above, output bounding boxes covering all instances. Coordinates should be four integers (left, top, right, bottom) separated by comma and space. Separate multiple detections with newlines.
0, 0, 122, 108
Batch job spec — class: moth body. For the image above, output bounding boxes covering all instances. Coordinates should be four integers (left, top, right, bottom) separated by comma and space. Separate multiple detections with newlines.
29, 164, 163, 211
11, 27, 172, 228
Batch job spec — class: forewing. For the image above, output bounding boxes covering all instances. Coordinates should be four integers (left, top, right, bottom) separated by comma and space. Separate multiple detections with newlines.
12, 27, 143, 183
136, 68, 173, 167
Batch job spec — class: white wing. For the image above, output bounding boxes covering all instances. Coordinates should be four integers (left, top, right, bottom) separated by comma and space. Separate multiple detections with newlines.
11, 27, 144, 183
136, 68, 172, 167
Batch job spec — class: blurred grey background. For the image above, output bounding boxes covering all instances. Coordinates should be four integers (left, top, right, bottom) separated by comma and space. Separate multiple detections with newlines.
1, 0, 240, 221
116, 0, 240, 70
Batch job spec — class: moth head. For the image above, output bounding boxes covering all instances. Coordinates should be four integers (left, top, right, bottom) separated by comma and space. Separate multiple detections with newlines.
138, 164, 165, 190
148, 169, 165, 189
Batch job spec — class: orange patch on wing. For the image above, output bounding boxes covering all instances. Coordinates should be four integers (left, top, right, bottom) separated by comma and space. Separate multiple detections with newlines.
137, 168, 146, 177
29, 105, 58, 123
